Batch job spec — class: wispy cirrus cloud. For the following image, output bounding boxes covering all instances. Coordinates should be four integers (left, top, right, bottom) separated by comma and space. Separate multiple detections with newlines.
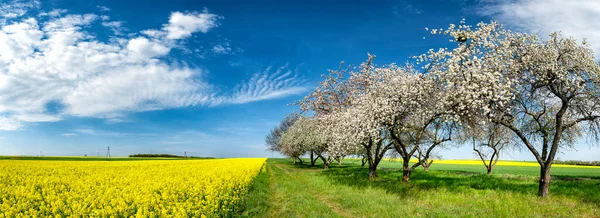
61, 128, 159, 137
214, 64, 308, 105
72, 129, 132, 137
0, 2, 307, 131
478, 0, 600, 55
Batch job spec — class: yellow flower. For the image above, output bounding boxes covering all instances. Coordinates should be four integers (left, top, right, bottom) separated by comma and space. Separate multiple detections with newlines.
0, 158, 266, 217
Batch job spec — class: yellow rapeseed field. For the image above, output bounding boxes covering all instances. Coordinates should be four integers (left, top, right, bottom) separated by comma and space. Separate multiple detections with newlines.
384, 159, 600, 169
430, 159, 600, 168
0, 158, 266, 217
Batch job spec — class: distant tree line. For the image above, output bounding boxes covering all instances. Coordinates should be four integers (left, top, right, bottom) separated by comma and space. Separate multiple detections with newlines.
129, 154, 215, 159
553, 160, 600, 166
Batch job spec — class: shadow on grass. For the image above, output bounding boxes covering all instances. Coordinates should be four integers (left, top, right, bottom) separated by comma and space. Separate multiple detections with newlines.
553, 174, 600, 180
279, 159, 600, 204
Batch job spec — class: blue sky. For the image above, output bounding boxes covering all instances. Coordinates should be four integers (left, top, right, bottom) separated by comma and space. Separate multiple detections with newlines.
0, 0, 599, 160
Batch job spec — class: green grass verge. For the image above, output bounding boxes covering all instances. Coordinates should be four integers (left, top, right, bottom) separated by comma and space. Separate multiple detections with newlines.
237, 163, 270, 217
366, 159, 600, 177
252, 158, 599, 217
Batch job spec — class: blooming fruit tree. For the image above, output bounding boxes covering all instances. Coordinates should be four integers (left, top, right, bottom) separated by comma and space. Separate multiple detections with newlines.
424, 21, 600, 197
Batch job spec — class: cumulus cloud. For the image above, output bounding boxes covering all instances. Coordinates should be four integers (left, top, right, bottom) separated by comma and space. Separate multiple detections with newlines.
0, 6, 306, 131
39, 9, 68, 17
163, 11, 220, 39
479, 0, 600, 55
0, 0, 39, 18
126, 37, 171, 59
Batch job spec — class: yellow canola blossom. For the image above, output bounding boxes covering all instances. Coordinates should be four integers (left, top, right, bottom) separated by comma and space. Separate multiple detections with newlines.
431, 159, 600, 168
382, 158, 600, 169
0, 158, 266, 217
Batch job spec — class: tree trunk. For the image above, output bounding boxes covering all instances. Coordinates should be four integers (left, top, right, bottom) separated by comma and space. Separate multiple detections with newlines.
368, 165, 377, 179
422, 159, 433, 172
361, 157, 366, 166
298, 158, 304, 165
538, 165, 551, 197
487, 167, 493, 175
337, 157, 343, 166
319, 155, 329, 169
310, 151, 316, 166
402, 167, 411, 182
402, 160, 411, 182
293, 157, 296, 164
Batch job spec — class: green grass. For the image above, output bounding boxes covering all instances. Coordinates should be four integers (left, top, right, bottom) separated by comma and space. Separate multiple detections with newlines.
240, 158, 600, 217
366, 159, 600, 177
238, 163, 270, 217
3, 156, 598, 216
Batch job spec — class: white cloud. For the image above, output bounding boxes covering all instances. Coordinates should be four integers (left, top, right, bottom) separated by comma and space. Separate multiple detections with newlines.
48, 9, 67, 17
0, 0, 39, 19
479, 0, 600, 55
97, 5, 110, 12
39, 9, 67, 17
13, 114, 61, 122
73, 129, 129, 137
163, 11, 220, 39
217, 65, 308, 105
62, 64, 209, 117
0, 8, 307, 131
61, 133, 77, 136
101, 20, 125, 35
126, 37, 170, 59
212, 43, 231, 54
0, 117, 23, 130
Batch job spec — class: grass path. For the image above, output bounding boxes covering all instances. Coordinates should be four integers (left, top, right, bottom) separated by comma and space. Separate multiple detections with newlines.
265, 161, 348, 217
241, 159, 600, 217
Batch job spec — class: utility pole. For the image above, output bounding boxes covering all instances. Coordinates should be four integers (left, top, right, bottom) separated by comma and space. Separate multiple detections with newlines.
184, 151, 187, 159
107, 146, 111, 159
